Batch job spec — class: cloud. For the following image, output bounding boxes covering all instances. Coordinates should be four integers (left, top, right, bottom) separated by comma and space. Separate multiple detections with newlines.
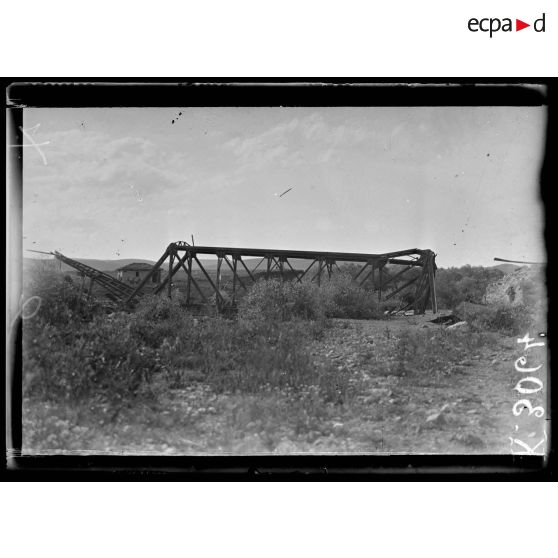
21, 106, 545, 265
222, 111, 378, 177
302, 112, 371, 146
24, 127, 193, 200
223, 118, 298, 172
100, 136, 156, 159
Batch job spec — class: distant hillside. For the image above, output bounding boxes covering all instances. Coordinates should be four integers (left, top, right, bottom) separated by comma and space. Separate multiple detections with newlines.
492, 263, 521, 274
23, 254, 319, 275
24, 257, 157, 273
70, 258, 157, 273
23, 256, 295, 274
26, 256, 522, 276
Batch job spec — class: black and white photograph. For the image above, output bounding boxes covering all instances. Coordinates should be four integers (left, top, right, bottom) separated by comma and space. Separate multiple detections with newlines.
8, 83, 549, 459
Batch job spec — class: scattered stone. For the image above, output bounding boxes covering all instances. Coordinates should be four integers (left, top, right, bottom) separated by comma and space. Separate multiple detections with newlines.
447, 321, 469, 331
451, 433, 485, 448
273, 440, 300, 454
369, 388, 391, 397
425, 403, 450, 425
332, 422, 344, 435
430, 314, 460, 325
426, 412, 445, 424
369, 430, 383, 442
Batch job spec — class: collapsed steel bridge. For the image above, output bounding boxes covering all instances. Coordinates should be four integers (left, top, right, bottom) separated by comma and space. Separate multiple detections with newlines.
126, 242, 438, 314
29, 250, 139, 302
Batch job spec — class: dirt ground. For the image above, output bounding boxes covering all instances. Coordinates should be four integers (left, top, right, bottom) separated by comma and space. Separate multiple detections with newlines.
304, 314, 531, 454
23, 311, 548, 456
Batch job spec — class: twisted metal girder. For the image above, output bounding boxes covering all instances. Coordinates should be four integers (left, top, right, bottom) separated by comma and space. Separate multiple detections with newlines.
45, 244, 437, 314
125, 243, 437, 315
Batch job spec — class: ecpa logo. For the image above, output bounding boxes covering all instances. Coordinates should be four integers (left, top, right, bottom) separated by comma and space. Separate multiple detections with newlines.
468, 13, 546, 37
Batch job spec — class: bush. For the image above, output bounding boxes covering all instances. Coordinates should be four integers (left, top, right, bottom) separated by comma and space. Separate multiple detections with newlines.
23, 280, 337, 412
130, 293, 197, 348
238, 279, 324, 322
21, 270, 166, 416
201, 319, 313, 392
21, 281, 189, 410
435, 266, 504, 310
455, 301, 532, 335
21, 269, 384, 432
23, 313, 163, 410
321, 273, 380, 319
23, 268, 102, 326
197, 317, 357, 403
392, 327, 496, 377
239, 275, 380, 322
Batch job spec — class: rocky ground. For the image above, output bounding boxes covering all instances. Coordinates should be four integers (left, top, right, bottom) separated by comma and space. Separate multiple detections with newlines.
23, 311, 547, 455
304, 314, 523, 454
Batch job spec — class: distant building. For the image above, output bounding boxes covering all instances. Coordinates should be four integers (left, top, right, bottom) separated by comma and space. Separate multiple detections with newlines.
116, 262, 162, 285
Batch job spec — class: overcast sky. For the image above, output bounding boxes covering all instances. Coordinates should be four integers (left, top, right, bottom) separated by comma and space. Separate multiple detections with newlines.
22, 105, 546, 268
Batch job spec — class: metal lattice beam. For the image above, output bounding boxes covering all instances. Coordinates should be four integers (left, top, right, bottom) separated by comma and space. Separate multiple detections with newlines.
158, 243, 437, 315
41, 243, 438, 315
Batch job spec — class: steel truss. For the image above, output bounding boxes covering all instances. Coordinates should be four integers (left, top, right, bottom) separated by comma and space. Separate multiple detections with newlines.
126, 243, 438, 314
49, 250, 138, 302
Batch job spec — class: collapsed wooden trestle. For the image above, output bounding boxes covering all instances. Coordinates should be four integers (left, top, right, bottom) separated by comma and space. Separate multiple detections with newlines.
126, 243, 438, 314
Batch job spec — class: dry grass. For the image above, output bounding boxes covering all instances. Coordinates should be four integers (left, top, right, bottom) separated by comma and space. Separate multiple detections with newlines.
21, 267, 543, 453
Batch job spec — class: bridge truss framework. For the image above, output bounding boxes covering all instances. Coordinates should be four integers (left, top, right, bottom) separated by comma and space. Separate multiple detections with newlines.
126, 243, 438, 315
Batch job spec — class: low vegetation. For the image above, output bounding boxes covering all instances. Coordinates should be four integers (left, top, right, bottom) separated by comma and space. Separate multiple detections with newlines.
435, 265, 505, 309
454, 301, 532, 336
238, 274, 381, 322
20, 263, 545, 453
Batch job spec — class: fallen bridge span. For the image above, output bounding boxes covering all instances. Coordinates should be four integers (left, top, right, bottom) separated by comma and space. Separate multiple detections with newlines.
126, 243, 438, 314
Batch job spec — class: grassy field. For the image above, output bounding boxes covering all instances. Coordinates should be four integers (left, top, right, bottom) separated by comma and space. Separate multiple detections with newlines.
20, 266, 547, 455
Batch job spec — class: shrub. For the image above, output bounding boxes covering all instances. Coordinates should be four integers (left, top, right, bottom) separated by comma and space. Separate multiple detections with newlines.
23, 313, 163, 410
392, 327, 495, 377
320, 273, 380, 319
238, 279, 324, 322
22, 268, 102, 326
21, 270, 163, 415
239, 274, 380, 322
199, 318, 314, 391
435, 266, 505, 310
189, 316, 353, 402
130, 293, 197, 348
22, 267, 386, 435
455, 301, 531, 335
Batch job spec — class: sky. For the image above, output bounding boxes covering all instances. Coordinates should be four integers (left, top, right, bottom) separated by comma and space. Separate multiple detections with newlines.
22, 105, 546, 268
